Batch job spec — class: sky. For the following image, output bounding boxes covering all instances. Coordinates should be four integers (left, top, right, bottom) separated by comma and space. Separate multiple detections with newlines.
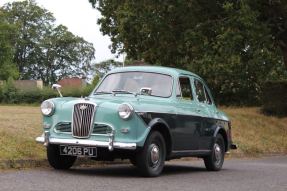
0, 0, 122, 63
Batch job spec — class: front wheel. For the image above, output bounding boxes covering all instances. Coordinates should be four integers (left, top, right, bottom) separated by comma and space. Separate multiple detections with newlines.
204, 134, 225, 171
47, 144, 77, 170
136, 131, 166, 177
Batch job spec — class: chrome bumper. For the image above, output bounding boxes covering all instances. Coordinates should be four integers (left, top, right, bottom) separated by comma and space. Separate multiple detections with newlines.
36, 131, 136, 151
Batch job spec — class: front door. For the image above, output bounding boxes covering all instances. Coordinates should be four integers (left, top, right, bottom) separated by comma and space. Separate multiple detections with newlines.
173, 76, 201, 151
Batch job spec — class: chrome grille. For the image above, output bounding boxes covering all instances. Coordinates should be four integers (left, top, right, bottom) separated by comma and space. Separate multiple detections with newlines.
72, 103, 96, 138
55, 122, 71, 132
93, 124, 113, 135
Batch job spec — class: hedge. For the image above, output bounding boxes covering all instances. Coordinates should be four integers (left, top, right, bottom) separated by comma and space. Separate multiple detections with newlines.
261, 80, 287, 116
0, 81, 94, 104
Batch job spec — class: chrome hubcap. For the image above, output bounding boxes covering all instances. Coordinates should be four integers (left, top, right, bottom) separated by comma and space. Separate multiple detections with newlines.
214, 143, 222, 165
150, 144, 160, 166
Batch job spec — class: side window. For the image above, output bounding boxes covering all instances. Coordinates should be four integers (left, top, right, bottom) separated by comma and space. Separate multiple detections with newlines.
194, 79, 213, 105
194, 79, 206, 103
178, 77, 193, 100
204, 87, 212, 105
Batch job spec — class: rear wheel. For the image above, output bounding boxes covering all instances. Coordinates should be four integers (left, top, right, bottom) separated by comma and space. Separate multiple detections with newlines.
136, 131, 166, 177
47, 144, 76, 170
204, 134, 225, 171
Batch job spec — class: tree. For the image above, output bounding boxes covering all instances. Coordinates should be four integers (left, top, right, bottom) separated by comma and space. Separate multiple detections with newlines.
2, 0, 95, 84
92, 59, 122, 77
89, 0, 286, 104
0, 10, 18, 80
2, 0, 55, 77
186, 2, 284, 104
27, 25, 95, 84
251, 0, 287, 69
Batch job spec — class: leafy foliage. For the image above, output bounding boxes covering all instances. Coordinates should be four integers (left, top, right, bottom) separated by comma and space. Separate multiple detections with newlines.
253, 0, 287, 68
1, 0, 95, 85
262, 80, 287, 116
0, 10, 18, 80
90, 0, 287, 105
187, 2, 285, 105
93, 59, 123, 77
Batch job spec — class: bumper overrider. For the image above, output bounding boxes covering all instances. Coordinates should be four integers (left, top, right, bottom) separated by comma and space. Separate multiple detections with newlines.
36, 131, 137, 151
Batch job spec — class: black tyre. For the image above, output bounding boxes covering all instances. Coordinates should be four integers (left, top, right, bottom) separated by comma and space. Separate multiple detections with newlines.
136, 131, 166, 177
47, 144, 77, 170
129, 157, 137, 166
204, 134, 225, 171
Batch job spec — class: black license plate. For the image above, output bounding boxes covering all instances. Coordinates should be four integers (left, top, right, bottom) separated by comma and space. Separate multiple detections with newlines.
60, 145, 97, 157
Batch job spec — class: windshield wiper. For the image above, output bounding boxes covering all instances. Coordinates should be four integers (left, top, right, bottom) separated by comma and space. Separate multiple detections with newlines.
94, 91, 112, 95
112, 90, 137, 96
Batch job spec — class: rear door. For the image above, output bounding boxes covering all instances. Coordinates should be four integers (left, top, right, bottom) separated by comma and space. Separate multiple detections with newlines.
193, 78, 216, 150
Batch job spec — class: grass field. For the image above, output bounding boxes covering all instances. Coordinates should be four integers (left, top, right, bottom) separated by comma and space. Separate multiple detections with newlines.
0, 106, 286, 162
0, 106, 45, 161
224, 107, 287, 156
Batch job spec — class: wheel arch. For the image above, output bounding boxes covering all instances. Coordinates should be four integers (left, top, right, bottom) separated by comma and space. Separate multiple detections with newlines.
214, 126, 228, 152
147, 118, 173, 159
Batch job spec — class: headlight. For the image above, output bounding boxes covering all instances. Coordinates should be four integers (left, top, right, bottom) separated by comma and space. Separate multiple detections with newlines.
41, 100, 55, 116
118, 103, 133, 119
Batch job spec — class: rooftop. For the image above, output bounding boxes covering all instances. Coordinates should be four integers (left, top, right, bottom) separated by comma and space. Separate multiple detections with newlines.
108, 66, 201, 79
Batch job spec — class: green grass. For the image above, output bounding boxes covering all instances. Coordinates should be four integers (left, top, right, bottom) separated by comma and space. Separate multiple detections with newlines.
222, 107, 287, 157
0, 105, 45, 161
0, 106, 286, 162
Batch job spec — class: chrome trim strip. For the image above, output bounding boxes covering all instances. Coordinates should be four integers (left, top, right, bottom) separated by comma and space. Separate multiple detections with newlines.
135, 111, 229, 122
172, 149, 211, 153
54, 132, 112, 137
44, 131, 50, 146
35, 136, 136, 150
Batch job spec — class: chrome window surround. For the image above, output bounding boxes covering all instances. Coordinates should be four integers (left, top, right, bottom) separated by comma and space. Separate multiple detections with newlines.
93, 71, 174, 98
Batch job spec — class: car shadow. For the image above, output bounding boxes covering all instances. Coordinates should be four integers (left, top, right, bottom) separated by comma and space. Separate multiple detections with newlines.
66, 163, 209, 178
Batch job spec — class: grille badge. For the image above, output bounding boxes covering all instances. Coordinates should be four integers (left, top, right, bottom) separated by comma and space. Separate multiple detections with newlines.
79, 104, 88, 110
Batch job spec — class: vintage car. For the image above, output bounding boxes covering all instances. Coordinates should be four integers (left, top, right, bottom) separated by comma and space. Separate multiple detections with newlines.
36, 66, 237, 177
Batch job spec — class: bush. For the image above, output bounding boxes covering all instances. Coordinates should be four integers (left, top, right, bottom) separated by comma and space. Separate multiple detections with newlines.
41, 87, 58, 101
61, 85, 94, 98
0, 81, 95, 104
0, 78, 18, 103
16, 88, 57, 104
261, 80, 287, 116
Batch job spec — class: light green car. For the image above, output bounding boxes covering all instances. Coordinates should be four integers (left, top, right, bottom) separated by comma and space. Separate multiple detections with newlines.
36, 66, 236, 177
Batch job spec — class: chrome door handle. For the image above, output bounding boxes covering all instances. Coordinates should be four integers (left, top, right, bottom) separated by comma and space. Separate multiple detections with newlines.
196, 109, 201, 113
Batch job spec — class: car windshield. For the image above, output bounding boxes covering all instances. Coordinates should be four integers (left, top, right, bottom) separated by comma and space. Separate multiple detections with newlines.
94, 72, 173, 97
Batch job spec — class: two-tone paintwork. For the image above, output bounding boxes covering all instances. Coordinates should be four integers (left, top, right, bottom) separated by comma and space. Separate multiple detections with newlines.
41, 66, 232, 158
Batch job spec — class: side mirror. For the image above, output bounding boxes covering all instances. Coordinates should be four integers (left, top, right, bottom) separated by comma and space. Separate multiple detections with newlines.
140, 87, 152, 96
52, 84, 63, 97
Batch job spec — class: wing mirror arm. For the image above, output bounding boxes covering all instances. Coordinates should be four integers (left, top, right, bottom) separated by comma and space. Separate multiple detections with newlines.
52, 84, 63, 97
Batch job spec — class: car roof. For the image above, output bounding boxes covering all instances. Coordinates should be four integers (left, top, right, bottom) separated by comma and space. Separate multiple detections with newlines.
108, 66, 202, 79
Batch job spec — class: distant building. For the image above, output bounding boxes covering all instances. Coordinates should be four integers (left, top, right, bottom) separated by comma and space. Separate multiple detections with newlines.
57, 77, 86, 88
14, 80, 43, 89
0, 80, 43, 89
